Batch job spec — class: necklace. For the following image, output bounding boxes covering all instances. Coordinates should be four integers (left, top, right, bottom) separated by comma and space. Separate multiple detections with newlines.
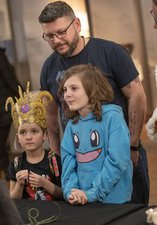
82, 36, 90, 48
82, 36, 85, 48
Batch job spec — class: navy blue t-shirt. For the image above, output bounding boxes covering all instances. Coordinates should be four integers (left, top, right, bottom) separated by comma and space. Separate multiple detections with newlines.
40, 37, 138, 126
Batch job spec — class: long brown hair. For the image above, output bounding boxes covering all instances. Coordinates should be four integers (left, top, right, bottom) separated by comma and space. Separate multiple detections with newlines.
58, 64, 114, 123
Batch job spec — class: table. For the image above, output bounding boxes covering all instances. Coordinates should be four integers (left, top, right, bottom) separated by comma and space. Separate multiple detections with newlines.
14, 200, 151, 225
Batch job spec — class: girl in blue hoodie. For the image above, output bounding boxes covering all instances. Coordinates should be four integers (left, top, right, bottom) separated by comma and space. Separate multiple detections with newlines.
59, 64, 133, 205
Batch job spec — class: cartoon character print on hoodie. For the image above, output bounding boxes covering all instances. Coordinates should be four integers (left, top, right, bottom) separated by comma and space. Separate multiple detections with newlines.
61, 104, 133, 204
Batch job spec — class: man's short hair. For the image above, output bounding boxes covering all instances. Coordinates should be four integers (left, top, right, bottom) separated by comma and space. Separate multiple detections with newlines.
38, 1, 75, 23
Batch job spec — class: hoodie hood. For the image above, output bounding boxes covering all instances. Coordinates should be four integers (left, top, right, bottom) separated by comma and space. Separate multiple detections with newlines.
79, 104, 123, 122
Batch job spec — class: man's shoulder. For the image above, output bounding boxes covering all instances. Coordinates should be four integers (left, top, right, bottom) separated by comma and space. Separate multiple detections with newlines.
87, 38, 125, 57
41, 52, 61, 78
89, 37, 121, 48
43, 52, 60, 66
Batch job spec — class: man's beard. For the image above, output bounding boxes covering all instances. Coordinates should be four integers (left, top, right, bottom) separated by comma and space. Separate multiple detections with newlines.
53, 33, 79, 58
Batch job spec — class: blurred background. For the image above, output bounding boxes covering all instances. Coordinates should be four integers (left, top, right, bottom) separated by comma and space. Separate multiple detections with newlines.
0, 0, 157, 205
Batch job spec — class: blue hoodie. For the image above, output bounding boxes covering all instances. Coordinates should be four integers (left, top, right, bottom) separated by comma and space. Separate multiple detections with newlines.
61, 104, 133, 203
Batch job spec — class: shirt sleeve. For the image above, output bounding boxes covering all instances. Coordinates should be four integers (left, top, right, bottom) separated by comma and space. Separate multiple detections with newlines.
61, 122, 79, 200
6, 160, 16, 182
108, 44, 139, 88
40, 60, 49, 91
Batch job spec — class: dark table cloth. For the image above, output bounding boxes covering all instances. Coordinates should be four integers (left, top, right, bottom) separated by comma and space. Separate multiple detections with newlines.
14, 199, 151, 225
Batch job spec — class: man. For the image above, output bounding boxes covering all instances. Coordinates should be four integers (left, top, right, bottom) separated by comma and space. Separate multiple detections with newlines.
38, 1, 149, 204
151, 0, 157, 29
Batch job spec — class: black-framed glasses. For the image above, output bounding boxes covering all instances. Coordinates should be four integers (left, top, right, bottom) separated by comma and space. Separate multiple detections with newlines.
42, 18, 75, 42
150, 10, 157, 24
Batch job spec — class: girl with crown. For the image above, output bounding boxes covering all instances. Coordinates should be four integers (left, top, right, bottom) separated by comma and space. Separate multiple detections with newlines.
5, 82, 62, 200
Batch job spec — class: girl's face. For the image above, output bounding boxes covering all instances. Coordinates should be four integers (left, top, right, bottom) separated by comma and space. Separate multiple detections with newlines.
63, 75, 91, 117
17, 123, 47, 152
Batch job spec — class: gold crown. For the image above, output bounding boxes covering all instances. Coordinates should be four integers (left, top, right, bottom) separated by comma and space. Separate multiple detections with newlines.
5, 82, 53, 129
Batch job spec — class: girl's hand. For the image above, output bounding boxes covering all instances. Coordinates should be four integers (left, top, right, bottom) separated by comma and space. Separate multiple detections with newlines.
16, 169, 28, 186
28, 171, 45, 188
68, 189, 88, 205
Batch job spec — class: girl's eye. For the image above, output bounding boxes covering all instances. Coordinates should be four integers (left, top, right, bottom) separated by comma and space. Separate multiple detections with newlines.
19, 130, 26, 135
73, 133, 79, 149
32, 129, 39, 134
71, 86, 78, 91
90, 130, 100, 147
